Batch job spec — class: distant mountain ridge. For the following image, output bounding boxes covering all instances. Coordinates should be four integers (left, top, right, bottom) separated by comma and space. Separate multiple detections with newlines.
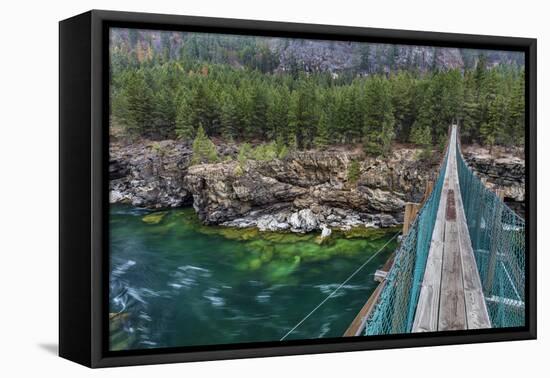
110, 28, 524, 74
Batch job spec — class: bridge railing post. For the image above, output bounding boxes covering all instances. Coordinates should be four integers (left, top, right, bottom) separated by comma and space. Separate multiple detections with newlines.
403, 203, 420, 236
484, 189, 505, 296
422, 180, 434, 204
474, 177, 488, 250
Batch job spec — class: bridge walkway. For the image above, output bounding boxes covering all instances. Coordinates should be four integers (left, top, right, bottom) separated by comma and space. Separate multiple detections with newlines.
412, 125, 491, 332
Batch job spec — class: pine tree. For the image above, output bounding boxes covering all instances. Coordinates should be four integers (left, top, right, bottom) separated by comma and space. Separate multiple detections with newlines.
474, 54, 488, 89
220, 91, 239, 141
122, 69, 154, 135
391, 71, 415, 142
191, 125, 219, 164
266, 87, 290, 142
410, 121, 432, 160
508, 70, 525, 146
289, 77, 318, 149
363, 77, 395, 156
235, 83, 253, 138
442, 69, 464, 125
314, 112, 330, 149
477, 69, 500, 140
176, 81, 221, 138
250, 85, 269, 138
350, 83, 365, 142
153, 88, 176, 137
480, 94, 506, 152
461, 73, 480, 143
410, 122, 431, 146
175, 95, 194, 140
237, 142, 252, 169
151, 65, 179, 137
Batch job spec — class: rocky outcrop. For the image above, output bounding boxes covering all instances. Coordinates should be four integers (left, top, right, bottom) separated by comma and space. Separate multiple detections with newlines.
109, 140, 194, 208
184, 148, 439, 231
462, 145, 525, 216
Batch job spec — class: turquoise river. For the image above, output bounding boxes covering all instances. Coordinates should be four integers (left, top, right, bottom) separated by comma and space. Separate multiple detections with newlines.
109, 205, 399, 351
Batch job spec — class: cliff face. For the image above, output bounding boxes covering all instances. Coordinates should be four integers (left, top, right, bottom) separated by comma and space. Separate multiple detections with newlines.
110, 28, 524, 74
275, 40, 467, 74
109, 140, 525, 231
109, 140, 194, 208
462, 145, 525, 216
184, 148, 437, 231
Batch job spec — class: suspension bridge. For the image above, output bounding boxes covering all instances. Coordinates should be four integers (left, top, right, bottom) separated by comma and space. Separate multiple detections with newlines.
343, 124, 525, 336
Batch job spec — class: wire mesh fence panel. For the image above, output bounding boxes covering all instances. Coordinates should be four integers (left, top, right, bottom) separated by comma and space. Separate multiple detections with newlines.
365, 151, 448, 335
456, 147, 525, 328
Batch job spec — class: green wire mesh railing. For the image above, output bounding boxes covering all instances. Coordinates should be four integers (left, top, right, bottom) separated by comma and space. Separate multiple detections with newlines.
456, 143, 525, 328
365, 149, 449, 335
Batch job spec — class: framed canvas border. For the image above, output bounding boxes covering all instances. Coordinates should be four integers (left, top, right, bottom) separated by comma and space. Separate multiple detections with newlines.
58, 9, 536, 368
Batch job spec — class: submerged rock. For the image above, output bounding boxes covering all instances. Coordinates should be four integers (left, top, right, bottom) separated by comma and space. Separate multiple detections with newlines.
320, 224, 332, 239
142, 211, 167, 224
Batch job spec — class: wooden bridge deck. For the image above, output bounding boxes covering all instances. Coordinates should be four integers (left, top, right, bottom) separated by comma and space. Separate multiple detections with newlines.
412, 125, 491, 332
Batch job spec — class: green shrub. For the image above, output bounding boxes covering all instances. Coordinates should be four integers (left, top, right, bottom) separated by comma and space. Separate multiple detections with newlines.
347, 160, 361, 184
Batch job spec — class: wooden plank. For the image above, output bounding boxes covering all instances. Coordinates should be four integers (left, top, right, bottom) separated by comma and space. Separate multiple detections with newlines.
454, 181, 492, 329
412, 210, 446, 332
438, 220, 467, 331
412, 179, 448, 332
431, 203, 446, 242
374, 270, 388, 283
343, 280, 387, 337
412, 239, 444, 332
445, 124, 489, 330
380, 252, 395, 273
495, 188, 505, 201
457, 221, 491, 329
412, 133, 452, 332
437, 128, 467, 332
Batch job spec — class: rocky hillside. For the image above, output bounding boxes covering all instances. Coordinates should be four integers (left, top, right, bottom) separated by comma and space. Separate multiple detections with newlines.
110, 28, 524, 74
274, 40, 522, 74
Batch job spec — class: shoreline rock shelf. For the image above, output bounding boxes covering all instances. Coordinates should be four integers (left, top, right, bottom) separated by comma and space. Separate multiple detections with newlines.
109, 139, 525, 233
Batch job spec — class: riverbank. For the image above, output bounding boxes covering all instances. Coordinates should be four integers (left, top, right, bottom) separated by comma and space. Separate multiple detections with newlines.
109, 139, 526, 234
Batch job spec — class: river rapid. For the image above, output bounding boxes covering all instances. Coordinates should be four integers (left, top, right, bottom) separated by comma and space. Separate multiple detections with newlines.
109, 205, 398, 351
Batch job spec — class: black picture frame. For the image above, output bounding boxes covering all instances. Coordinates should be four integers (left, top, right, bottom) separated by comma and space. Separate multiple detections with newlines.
59, 9, 537, 368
